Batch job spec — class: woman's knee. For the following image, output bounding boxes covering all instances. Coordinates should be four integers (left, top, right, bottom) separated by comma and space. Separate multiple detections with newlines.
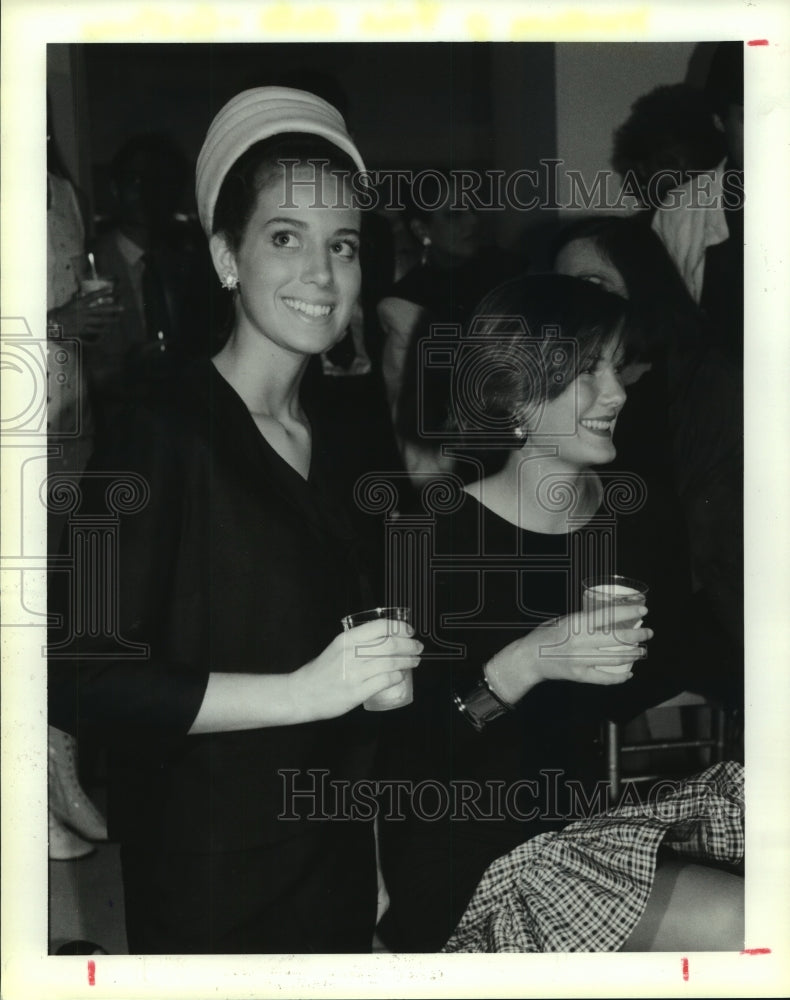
623, 860, 744, 952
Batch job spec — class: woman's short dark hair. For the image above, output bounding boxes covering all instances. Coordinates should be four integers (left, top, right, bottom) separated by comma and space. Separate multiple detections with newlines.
450, 273, 628, 439
550, 214, 705, 359
212, 132, 359, 251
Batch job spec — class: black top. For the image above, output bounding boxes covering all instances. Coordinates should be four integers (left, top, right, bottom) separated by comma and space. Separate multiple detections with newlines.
48, 359, 379, 853
377, 486, 690, 950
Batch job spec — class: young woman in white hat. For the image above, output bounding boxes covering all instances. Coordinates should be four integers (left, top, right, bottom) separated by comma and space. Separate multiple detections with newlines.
49, 87, 421, 954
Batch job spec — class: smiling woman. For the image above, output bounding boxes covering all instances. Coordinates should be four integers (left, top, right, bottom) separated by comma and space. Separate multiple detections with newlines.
204, 137, 364, 480
210, 154, 361, 364
48, 87, 422, 955
377, 274, 744, 953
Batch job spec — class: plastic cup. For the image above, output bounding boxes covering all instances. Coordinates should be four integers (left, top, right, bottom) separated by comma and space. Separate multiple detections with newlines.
341, 606, 413, 711
71, 255, 116, 304
79, 276, 114, 300
582, 575, 648, 674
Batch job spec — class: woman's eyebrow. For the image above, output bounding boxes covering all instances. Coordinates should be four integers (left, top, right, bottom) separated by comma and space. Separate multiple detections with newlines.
263, 216, 307, 228
261, 219, 360, 237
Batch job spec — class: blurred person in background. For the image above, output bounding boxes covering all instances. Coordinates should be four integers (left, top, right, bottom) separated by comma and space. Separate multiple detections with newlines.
652, 41, 744, 367
553, 214, 743, 713
47, 96, 118, 863
378, 172, 525, 480
612, 82, 727, 212
90, 132, 217, 436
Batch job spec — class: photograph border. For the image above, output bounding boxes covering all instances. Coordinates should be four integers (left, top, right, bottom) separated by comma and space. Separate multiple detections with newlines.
2, 2, 789, 997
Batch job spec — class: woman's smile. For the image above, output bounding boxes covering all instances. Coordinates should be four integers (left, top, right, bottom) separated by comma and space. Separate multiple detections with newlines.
217, 164, 361, 358
281, 296, 335, 321
526, 336, 626, 468
579, 414, 618, 437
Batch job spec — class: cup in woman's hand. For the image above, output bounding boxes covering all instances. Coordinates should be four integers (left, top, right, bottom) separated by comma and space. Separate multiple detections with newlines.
80, 276, 115, 300
582, 575, 648, 673
71, 255, 116, 304
341, 606, 414, 711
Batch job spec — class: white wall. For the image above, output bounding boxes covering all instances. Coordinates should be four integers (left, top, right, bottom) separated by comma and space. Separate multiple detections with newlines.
554, 42, 696, 217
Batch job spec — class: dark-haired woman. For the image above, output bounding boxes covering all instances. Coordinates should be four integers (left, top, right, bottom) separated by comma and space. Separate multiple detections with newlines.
553, 214, 743, 708
48, 88, 421, 954
378, 274, 743, 953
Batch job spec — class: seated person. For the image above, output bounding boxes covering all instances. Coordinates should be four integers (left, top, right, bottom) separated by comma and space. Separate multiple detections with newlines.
377, 274, 743, 953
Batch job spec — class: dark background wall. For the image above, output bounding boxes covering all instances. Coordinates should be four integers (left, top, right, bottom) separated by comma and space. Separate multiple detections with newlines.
48, 41, 557, 253
48, 40, 704, 258
82, 42, 507, 171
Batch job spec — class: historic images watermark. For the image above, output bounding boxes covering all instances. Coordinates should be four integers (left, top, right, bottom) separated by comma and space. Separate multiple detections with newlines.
278, 768, 743, 824
273, 160, 745, 213
0, 314, 150, 655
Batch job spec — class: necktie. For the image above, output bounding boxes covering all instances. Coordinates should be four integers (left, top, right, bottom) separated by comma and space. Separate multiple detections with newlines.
140, 253, 172, 342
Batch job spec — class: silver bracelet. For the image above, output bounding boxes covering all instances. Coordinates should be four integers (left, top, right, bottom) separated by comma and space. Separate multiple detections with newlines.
453, 670, 515, 732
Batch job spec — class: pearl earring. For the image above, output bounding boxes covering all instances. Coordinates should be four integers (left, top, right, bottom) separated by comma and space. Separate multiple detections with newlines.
220, 273, 239, 291
420, 236, 432, 267
514, 426, 526, 439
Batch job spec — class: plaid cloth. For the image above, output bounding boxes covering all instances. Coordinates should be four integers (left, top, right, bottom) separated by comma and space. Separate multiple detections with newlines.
443, 761, 744, 953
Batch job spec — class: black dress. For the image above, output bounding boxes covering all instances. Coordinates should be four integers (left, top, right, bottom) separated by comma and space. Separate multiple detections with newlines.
377, 486, 691, 951
48, 359, 380, 953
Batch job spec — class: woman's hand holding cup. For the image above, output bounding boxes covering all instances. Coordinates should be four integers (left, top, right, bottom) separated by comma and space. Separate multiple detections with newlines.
484, 603, 653, 706
289, 612, 422, 721
50, 254, 124, 342
50, 286, 123, 342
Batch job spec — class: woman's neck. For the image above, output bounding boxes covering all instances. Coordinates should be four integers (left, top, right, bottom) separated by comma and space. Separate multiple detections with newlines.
467, 449, 601, 534
212, 328, 308, 423
213, 331, 314, 479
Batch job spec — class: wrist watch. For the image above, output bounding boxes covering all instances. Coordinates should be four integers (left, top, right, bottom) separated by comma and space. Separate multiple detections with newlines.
453, 668, 515, 732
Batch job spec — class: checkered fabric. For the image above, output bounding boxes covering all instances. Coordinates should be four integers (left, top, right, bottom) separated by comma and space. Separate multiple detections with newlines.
443, 760, 744, 953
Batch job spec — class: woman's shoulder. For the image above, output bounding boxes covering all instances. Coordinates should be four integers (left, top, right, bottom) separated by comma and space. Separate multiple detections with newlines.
400, 481, 517, 554
92, 360, 224, 463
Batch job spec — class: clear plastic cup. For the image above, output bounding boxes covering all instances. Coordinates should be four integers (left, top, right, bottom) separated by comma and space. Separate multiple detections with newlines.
71, 255, 116, 304
582, 575, 648, 674
341, 606, 413, 711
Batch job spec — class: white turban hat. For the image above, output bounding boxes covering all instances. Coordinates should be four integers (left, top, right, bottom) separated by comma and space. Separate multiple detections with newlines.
195, 86, 366, 236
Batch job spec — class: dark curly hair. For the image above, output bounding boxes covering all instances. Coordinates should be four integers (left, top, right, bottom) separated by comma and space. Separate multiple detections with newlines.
612, 83, 726, 207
